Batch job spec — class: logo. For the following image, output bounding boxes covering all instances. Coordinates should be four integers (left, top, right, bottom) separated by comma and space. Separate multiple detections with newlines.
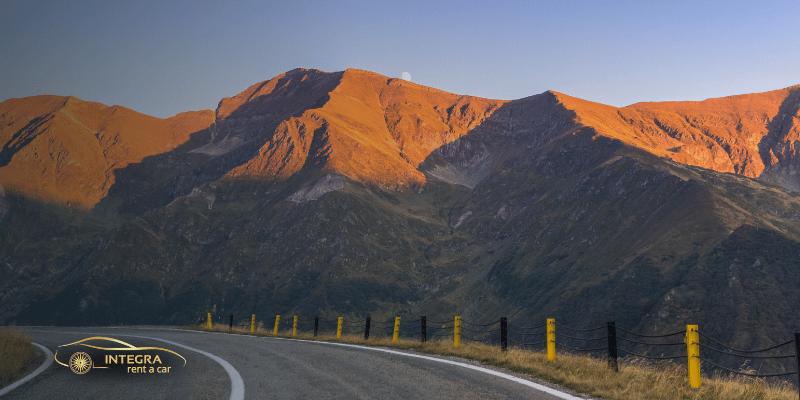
68, 351, 93, 374
54, 336, 186, 375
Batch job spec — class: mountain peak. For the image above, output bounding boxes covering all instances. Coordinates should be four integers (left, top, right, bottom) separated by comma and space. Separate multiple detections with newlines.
215, 68, 341, 120
221, 67, 505, 189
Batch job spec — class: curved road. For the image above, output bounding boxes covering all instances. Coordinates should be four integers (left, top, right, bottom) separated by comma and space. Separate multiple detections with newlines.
7, 327, 586, 400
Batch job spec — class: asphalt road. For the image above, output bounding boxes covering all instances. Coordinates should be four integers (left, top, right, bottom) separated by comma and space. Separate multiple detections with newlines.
6, 327, 584, 400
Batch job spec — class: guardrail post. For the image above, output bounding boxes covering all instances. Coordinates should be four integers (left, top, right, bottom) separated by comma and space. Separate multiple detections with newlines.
686, 324, 701, 388
336, 316, 343, 339
454, 315, 462, 348
273, 314, 281, 336
546, 318, 556, 361
250, 314, 256, 334
500, 317, 508, 351
607, 321, 618, 372
794, 332, 800, 400
229, 314, 233, 332
392, 316, 401, 344
421, 316, 427, 343
364, 316, 371, 340
292, 315, 298, 337
206, 311, 212, 330
314, 316, 319, 337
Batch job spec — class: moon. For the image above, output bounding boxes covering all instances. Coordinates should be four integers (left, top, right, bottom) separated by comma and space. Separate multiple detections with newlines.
400, 72, 412, 81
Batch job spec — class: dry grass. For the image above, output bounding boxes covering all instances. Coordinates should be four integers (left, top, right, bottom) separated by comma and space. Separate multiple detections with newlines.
199, 324, 796, 400
0, 328, 36, 388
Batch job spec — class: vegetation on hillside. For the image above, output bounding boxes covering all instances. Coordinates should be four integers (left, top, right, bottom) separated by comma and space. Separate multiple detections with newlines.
0, 328, 36, 388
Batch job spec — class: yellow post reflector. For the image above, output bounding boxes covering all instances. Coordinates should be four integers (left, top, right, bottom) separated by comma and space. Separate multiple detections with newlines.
546, 318, 556, 361
206, 312, 212, 330
453, 315, 461, 349
273, 314, 281, 336
292, 315, 299, 337
686, 324, 701, 388
250, 314, 256, 334
336, 316, 344, 339
392, 316, 401, 344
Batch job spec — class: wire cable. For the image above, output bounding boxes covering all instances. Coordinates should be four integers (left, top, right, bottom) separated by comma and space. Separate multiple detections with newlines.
559, 342, 607, 352
699, 333, 795, 354
515, 325, 546, 331
459, 324, 488, 331
701, 342, 797, 360
618, 327, 685, 338
619, 348, 686, 360
462, 319, 500, 327
559, 333, 607, 342
521, 343, 545, 348
700, 357, 798, 378
617, 327, 686, 338
617, 336, 685, 346
559, 324, 605, 333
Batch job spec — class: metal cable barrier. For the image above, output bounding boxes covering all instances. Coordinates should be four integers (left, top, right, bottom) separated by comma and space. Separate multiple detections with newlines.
201, 311, 800, 392
516, 322, 547, 349
616, 328, 687, 361
700, 333, 795, 354
695, 332, 798, 379
462, 317, 512, 347
555, 324, 608, 353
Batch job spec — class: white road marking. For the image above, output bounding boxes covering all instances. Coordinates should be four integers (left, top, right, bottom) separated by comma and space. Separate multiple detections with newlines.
0, 342, 54, 397
272, 337, 587, 400
22, 329, 245, 400
126, 334, 245, 400
174, 328, 586, 400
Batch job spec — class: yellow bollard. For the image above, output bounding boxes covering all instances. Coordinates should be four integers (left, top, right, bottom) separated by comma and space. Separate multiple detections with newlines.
453, 315, 461, 349
273, 314, 281, 336
336, 316, 344, 339
686, 324, 701, 388
292, 315, 299, 337
206, 312, 212, 330
250, 314, 256, 334
546, 318, 556, 361
392, 316, 401, 344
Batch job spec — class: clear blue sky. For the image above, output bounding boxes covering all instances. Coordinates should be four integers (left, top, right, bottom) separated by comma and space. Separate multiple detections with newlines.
2, 0, 798, 117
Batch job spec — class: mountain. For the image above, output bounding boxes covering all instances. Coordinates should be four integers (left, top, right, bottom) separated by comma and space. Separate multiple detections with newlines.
0, 95, 214, 208
553, 87, 800, 190
95, 68, 504, 214
1, 69, 799, 355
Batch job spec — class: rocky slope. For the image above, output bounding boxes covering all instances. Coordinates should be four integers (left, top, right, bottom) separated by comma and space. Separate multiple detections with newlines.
0, 96, 214, 207
1, 69, 799, 355
553, 87, 800, 190
90, 68, 504, 214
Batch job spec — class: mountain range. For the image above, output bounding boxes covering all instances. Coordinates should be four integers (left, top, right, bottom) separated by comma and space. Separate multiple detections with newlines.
2, 68, 799, 351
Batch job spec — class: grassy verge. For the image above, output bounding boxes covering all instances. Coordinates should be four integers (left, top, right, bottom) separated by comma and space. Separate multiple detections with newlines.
0, 328, 37, 388
197, 324, 796, 400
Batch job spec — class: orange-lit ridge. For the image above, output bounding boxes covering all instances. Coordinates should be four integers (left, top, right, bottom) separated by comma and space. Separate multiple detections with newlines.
1, 68, 798, 207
